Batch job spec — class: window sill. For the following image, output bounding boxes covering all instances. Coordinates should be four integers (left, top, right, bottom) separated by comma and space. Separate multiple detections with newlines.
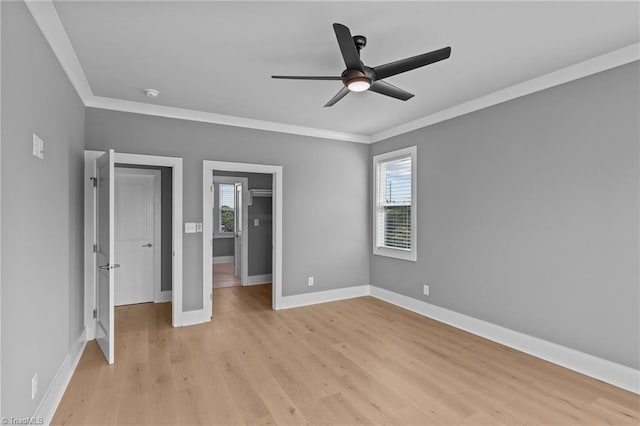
373, 247, 417, 262
213, 234, 234, 239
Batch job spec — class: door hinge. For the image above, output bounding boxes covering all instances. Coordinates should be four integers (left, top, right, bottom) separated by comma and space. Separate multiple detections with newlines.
210, 292, 213, 301
90, 176, 97, 187
92, 309, 97, 319
92, 244, 97, 253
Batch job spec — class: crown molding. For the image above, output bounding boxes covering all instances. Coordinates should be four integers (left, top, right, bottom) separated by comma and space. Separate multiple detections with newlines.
25, 0, 93, 103
24, 0, 370, 143
25, 0, 639, 145
371, 43, 640, 143
86, 96, 371, 143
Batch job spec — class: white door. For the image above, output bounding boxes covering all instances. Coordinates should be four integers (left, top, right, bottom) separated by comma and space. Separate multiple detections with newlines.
114, 168, 159, 306
96, 149, 116, 364
234, 182, 242, 279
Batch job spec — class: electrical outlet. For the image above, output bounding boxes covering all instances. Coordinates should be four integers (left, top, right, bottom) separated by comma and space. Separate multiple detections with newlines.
308, 276, 314, 286
32, 372, 38, 400
423, 284, 430, 296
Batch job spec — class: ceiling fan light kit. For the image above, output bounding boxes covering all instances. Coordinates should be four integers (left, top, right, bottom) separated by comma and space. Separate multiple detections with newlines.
342, 70, 371, 92
271, 23, 451, 107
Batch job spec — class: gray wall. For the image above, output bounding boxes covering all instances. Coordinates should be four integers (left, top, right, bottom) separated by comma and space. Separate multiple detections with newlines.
212, 236, 234, 257
115, 164, 173, 292
248, 197, 272, 276
85, 108, 370, 309
159, 167, 173, 291
1, 1, 85, 417
214, 171, 273, 276
370, 62, 640, 369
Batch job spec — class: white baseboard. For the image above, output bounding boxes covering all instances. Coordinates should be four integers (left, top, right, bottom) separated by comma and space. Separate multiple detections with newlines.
243, 274, 272, 286
369, 285, 640, 394
180, 309, 210, 326
278, 285, 369, 310
212, 256, 234, 264
33, 327, 87, 424
154, 290, 172, 303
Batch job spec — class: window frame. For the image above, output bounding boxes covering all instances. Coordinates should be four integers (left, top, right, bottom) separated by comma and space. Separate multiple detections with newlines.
212, 176, 246, 239
372, 146, 417, 262
218, 182, 236, 236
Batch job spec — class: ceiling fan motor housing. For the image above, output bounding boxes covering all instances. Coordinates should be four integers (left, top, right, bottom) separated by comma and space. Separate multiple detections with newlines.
341, 68, 375, 87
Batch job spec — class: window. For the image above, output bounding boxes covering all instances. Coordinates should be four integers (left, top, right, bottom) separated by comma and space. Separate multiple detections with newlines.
219, 183, 235, 234
373, 146, 417, 261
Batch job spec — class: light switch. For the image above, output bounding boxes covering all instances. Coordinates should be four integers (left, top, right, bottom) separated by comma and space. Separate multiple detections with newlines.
184, 223, 196, 233
254, 218, 260, 227
32, 134, 44, 159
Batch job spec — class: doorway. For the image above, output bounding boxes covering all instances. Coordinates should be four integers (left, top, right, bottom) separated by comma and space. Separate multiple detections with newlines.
114, 166, 172, 305
202, 160, 284, 316
85, 150, 184, 364
212, 175, 248, 288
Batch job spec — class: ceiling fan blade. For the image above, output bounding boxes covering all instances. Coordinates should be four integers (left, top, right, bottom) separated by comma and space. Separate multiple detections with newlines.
333, 23, 363, 71
271, 75, 342, 80
369, 81, 414, 101
373, 46, 451, 80
324, 86, 350, 107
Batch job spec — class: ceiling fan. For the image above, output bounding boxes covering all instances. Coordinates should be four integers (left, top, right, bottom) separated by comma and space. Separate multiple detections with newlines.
272, 23, 451, 107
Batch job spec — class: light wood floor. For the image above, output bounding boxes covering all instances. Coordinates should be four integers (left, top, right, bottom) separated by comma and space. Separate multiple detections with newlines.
53, 285, 639, 425
213, 262, 241, 288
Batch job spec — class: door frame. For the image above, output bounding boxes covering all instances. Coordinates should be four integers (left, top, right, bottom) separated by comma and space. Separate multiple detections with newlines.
203, 160, 283, 316
114, 167, 163, 304
85, 150, 184, 336
211, 175, 248, 285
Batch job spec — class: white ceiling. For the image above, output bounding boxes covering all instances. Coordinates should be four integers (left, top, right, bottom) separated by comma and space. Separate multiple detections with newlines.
51, 1, 639, 138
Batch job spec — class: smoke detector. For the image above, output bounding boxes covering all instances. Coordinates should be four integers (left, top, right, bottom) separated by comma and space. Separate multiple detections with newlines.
143, 88, 160, 98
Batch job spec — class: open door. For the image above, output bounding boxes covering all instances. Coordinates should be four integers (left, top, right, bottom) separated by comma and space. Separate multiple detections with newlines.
234, 182, 243, 281
96, 149, 116, 364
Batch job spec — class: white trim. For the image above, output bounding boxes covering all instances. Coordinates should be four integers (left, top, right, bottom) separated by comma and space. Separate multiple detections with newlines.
203, 160, 284, 316
369, 285, 640, 394
114, 153, 183, 327
370, 43, 640, 142
155, 290, 172, 303
88, 96, 370, 144
0, 1, 3, 415
24, 0, 92, 103
212, 255, 235, 265
33, 327, 87, 425
180, 309, 211, 327
84, 150, 102, 340
85, 152, 184, 329
372, 146, 417, 262
243, 274, 272, 286
23, 0, 367, 143
25, 1, 639, 145
277, 285, 369, 310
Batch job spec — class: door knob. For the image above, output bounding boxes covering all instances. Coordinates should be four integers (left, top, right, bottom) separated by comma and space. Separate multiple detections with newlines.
142, 243, 152, 247
98, 263, 120, 270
